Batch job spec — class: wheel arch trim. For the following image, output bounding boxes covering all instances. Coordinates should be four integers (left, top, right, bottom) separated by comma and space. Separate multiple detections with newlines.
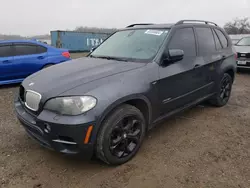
96, 94, 152, 131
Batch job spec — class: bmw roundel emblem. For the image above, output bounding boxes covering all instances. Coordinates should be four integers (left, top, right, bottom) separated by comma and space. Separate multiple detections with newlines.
29, 82, 34, 87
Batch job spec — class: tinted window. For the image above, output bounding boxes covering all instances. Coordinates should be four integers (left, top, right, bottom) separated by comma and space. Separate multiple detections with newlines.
212, 29, 222, 50
0, 45, 12, 57
196, 27, 216, 55
214, 29, 228, 48
14, 45, 37, 56
168, 28, 196, 57
37, 45, 47, 53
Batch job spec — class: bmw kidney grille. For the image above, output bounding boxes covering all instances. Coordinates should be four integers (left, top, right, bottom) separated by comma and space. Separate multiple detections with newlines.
25, 90, 41, 111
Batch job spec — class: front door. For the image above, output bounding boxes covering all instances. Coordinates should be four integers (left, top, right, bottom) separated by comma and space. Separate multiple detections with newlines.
158, 27, 203, 115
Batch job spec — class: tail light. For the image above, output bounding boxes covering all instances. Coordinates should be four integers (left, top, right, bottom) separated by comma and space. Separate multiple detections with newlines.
235, 53, 238, 60
62, 51, 70, 58
232, 46, 237, 60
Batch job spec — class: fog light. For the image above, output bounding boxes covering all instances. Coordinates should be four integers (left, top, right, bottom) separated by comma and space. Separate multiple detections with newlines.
44, 123, 51, 133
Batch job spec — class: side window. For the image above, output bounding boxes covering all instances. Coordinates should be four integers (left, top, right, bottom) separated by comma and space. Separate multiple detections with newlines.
168, 28, 196, 57
196, 27, 216, 55
214, 29, 228, 48
36, 45, 47, 53
212, 29, 222, 50
0, 45, 12, 57
14, 44, 37, 56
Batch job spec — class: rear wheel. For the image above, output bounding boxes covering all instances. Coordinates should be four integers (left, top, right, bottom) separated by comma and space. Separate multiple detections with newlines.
96, 104, 146, 165
209, 73, 233, 107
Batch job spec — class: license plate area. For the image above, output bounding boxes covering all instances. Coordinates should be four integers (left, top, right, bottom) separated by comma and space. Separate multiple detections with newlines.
237, 61, 247, 65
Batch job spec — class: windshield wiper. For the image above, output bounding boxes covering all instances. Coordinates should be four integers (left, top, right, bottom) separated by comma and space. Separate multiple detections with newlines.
89, 55, 98, 58
91, 55, 128, 62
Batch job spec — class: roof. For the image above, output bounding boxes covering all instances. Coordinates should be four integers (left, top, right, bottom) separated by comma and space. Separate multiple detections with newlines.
123, 20, 219, 30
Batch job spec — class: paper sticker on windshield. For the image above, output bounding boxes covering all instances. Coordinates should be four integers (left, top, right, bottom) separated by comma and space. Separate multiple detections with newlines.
145, 30, 164, 36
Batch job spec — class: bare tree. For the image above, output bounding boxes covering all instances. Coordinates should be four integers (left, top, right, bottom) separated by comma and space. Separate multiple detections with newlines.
224, 17, 250, 34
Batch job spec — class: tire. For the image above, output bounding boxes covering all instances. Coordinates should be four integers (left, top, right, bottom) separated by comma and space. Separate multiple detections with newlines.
209, 73, 233, 107
96, 104, 146, 165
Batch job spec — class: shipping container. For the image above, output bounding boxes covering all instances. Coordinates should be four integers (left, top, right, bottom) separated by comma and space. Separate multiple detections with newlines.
50, 31, 111, 52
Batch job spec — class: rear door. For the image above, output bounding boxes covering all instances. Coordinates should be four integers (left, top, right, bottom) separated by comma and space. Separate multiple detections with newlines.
193, 26, 220, 95
0, 44, 15, 81
12, 43, 48, 78
213, 28, 232, 66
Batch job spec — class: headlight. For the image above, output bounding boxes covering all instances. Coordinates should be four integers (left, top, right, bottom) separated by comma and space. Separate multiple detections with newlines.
44, 96, 97, 115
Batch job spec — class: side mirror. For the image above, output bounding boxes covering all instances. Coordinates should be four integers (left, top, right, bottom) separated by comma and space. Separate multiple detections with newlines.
163, 49, 184, 64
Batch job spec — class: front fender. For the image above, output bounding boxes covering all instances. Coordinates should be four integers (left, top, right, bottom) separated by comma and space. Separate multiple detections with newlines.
96, 94, 152, 129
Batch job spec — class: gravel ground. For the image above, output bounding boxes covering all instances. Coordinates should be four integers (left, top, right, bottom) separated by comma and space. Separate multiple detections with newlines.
0, 72, 250, 188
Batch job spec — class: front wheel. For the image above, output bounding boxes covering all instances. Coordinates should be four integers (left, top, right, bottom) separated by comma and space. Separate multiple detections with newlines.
96, 104, 146, 165
209, 73, 233, 107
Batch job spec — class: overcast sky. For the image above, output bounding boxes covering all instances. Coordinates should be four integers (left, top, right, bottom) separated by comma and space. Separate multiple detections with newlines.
0, 0, 249, 36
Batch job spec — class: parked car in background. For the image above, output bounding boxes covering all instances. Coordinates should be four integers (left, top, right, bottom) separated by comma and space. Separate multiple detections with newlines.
231, 39, 239, 45
0, 40, 71, 85
234, 37, 250, 69
15, 20, 236, 165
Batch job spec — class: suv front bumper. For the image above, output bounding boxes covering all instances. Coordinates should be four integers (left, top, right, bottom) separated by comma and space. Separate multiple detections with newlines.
236, 58, 250, 69
14, 98, 96, 159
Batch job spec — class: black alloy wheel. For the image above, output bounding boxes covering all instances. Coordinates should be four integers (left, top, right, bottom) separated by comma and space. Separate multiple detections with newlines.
109, 116, 142, 158
219, 75, 232, 103
96, 104, 146, 165
209, 73, 233, 107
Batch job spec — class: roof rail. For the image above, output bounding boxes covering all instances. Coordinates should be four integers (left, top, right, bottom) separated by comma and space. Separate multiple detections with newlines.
176, 20, 218, 26
126, 23, 154, 28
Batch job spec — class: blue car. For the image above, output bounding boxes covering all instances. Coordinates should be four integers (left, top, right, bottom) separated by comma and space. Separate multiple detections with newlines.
0, 40, 71, 85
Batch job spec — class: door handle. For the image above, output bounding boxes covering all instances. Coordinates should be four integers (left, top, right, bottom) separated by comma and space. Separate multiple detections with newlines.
37, 56, 45, 59
2, 60, 11, 64
194, 64, 201, 69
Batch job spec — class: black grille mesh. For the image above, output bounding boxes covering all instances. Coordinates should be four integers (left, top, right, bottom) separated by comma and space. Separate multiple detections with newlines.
19, 85, 25, 101
238, 53, 250, 59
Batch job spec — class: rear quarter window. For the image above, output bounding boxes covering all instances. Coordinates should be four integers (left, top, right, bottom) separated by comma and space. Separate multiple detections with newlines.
214, 29, 228, 48
212, 29, 223, 50
36, 45, 47, 53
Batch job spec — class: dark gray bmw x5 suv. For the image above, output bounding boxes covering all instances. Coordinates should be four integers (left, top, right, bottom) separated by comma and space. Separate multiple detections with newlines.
15, 20, 237, 165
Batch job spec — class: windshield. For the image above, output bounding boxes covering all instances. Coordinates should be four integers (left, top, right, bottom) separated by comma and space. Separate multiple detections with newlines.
236, 37, 250, 46
90, 29, 169, 61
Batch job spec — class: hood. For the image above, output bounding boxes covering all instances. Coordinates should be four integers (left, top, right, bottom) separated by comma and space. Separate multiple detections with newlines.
234, 45, 250, 53
22, 57, 146, 98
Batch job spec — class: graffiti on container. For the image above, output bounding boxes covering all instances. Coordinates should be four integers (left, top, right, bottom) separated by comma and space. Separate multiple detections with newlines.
87, 38, 104, 47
